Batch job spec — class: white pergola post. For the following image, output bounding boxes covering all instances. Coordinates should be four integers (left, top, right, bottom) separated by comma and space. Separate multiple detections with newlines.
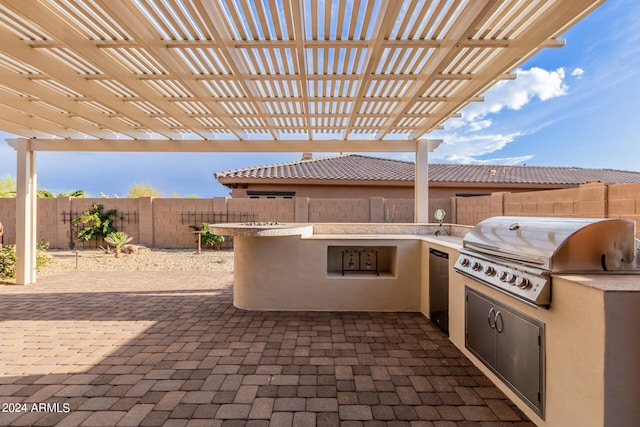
415, 139, 442, 223
11, 138, 37, 285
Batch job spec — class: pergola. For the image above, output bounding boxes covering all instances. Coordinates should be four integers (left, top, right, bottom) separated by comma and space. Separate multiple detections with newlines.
0, 0, 603, 284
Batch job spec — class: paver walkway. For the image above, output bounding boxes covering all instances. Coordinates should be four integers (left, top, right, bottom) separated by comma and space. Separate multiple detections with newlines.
0, 271, 534, 426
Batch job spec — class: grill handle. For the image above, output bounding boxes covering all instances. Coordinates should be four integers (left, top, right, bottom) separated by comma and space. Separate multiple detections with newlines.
464, 243, 545, 265
495, 311, 504, 333
488, 308, 496, 329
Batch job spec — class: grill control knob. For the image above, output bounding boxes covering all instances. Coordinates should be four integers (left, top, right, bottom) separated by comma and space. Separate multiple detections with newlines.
506, 273, 517, 284
483, 265, 496, 276
460, 258, 470, 267
471, 261, 482, 271
499, 271, 509, 282
516, 277, 531, 289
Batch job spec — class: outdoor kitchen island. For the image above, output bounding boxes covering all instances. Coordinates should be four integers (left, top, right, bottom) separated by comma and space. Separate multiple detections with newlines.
209, 221, 640, 427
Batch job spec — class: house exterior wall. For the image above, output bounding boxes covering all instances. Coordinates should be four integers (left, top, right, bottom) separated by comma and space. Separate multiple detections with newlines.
228, 182, 415, 199
226, 181, 561, 199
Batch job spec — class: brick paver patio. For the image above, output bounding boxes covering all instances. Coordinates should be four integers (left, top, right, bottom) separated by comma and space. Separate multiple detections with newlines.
0, 271, 534, 426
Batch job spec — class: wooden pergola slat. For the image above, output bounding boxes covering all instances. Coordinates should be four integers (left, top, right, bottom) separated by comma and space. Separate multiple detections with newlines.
0, 0, 602, 141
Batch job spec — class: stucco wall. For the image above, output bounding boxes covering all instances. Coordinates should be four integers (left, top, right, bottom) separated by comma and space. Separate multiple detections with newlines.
228, 181, 560, 200
233, 235, 422, 311
229, 182, 415, 199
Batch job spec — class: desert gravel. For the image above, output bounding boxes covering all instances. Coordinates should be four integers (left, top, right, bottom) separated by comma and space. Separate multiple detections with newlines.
39, 248, 234, 276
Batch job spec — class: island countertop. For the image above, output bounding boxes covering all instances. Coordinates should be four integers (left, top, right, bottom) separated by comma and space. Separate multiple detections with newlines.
554, 272, 640, 292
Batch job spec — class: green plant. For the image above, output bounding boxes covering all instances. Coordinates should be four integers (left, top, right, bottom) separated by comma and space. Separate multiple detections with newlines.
37, 238, 50, 251
189, 223, 225, 250
73, 204, 118, 244
37, 188, 56, 198
59, 189, 86, 198
0, 240, 51, 280
36, 239, 52, 271
104, 231, 133, 258
37, 189, 85, 198
0, 245, 16, 279
0, 176, 16, 198
100, 192, 119, 198
127, 182, 162, 198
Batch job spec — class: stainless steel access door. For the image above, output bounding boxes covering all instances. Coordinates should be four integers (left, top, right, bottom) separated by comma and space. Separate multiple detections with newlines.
465, 287, 545, 418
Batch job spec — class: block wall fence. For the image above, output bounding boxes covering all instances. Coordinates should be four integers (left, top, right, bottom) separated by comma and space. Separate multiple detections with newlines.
0, 182, 639, 248
453, 182, 640, 238
0, 196, 416, 249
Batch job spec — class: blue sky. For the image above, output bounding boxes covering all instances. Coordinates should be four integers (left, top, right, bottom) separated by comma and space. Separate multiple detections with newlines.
1, 0, 639, 198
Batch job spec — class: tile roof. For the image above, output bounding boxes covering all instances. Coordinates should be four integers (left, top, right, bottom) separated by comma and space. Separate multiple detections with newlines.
215, 154, 640, 186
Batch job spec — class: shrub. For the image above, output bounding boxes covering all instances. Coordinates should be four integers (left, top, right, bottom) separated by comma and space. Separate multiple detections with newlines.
0, 245, 15, 279
36, 239, 52, 271
73, 204, 118, 244
189, 223, 225, 250
0, 240, 51, 280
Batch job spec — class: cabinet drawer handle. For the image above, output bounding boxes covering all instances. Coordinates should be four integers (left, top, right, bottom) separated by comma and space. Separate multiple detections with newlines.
495, 311, 504, 333
488, 308, 496, 329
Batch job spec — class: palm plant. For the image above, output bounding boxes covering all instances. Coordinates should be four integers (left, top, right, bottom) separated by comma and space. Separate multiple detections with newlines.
103, 231, 133, 258
59, 189, 86, 198
37, 189, 56, 198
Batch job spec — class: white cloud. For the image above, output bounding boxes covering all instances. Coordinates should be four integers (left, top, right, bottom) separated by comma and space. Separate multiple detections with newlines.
571, 67, 584, 78
467, 119, 493, 132
430, 132, 523, 163
429, 66, 572, 165
442, 117, 465, 130
462, 67, 569, 123
470, 155, 535, 166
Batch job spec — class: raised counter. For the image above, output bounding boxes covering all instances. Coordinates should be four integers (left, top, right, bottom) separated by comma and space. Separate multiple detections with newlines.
222, 222, 465, 312
209, 222, 313, 237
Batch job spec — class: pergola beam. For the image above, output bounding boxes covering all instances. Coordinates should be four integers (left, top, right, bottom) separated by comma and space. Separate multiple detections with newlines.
11, 138, 430, 153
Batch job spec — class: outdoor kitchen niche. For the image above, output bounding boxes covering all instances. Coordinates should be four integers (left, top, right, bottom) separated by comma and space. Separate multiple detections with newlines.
327, 246, 396, 277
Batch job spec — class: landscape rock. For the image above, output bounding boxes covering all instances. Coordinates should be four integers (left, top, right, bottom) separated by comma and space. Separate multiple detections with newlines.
38, 248, 234, 276
121, 244, 151, 254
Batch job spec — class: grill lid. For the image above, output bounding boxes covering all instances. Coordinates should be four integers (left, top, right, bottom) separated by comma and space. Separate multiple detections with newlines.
462, 216, 638, 272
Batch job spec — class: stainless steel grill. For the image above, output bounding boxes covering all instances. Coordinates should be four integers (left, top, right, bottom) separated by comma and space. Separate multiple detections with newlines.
454, 217, 640, 307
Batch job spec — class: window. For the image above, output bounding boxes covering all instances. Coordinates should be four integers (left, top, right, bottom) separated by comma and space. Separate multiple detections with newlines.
246, 191, 296, 199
